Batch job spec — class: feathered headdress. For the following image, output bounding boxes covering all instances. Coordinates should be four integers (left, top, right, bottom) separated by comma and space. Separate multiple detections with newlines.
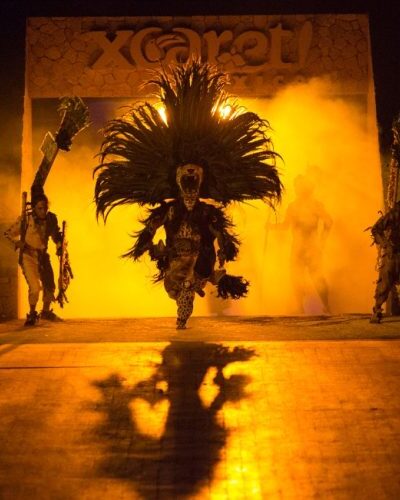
94, 60, 282, 218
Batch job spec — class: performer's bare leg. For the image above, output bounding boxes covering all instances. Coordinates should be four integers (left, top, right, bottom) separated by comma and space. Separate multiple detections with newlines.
291, 261, 306, 314
370, 277, 392, 323
40, 294, 61, 321
370, 257, 395, 323
176, 288, 195, 329
21, 253, 41, 326
40, 257, 60, 321
311, 272, 331, 314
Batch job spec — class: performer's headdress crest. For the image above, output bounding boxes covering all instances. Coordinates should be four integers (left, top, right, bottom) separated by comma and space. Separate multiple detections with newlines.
95, 60, 282, 218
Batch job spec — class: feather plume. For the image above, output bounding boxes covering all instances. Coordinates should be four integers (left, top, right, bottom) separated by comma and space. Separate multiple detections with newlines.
94, 60, 282, 219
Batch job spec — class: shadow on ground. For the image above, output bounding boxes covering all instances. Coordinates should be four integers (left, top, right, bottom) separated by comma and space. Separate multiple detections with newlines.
91, 341, 255, 498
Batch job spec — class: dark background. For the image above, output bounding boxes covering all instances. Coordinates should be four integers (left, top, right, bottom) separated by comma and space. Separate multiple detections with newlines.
1, 0, 400, 167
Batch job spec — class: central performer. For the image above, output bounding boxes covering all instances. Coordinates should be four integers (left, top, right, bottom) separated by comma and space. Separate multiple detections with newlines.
94, 61, 282, 328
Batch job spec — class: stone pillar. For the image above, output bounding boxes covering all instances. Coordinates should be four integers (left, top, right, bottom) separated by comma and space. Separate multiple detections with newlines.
0, 14, 26, 320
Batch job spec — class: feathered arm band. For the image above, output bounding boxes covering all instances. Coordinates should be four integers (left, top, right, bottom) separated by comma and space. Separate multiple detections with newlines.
122, 203, 170, 260
209, 206, 240, 265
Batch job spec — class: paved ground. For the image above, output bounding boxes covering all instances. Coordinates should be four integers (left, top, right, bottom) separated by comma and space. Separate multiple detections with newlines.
0, 315, 400, 499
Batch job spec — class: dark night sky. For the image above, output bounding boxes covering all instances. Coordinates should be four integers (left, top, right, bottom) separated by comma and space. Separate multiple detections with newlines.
1, 0, 400, 150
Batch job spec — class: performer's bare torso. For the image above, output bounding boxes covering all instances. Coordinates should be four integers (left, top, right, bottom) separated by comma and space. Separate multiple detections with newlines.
274, 175, 332, 313
287, 198, 327, 268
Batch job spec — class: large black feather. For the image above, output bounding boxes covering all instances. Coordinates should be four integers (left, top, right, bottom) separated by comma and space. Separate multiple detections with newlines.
94, 60, 282, 218
217, 274, 249, 299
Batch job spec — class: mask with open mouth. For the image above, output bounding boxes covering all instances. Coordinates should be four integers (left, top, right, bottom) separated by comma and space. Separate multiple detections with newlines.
176, 163, 204, 210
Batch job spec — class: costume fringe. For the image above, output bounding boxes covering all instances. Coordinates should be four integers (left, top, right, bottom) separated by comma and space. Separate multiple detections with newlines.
217, 274, 249, 299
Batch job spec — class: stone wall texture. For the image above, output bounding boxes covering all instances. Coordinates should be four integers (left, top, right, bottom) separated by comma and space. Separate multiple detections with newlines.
26, 14, 371, 98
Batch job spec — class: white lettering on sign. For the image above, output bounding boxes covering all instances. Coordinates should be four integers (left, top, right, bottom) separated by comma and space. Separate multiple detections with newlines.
84, 22, 313, 73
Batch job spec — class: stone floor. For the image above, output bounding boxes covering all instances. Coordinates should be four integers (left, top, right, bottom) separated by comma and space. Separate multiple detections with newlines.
0, 315, 400, 499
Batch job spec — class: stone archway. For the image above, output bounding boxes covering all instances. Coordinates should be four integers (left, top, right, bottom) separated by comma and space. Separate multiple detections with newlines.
12, 13, 382, 318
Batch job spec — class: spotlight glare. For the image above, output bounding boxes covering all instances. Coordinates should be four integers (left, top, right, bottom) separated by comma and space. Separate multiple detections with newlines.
219, 104, 232, 119
157, 106, 168, 124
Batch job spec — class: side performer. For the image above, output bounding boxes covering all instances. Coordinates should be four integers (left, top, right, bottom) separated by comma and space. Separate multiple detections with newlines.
369, 200, 400, 323
5, 190, 63, 325
4, 97, 89, 326
370, 112, 400, 323
94, 61, 282, 329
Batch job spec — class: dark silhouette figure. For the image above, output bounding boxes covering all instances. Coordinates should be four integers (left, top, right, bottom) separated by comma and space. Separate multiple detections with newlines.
92, 342, 255, 498
4, 192, 63, 325
370, 200, 400, 323
271, 175, 332, 314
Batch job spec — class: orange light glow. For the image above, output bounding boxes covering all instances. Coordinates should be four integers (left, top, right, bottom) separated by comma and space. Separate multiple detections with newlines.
219, 104, 233, 119
230, 80, 382, 315
130, 398, 170, 439
156, 105, 168, 124
20, 79, 382, 318
198, 366, 220, 408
